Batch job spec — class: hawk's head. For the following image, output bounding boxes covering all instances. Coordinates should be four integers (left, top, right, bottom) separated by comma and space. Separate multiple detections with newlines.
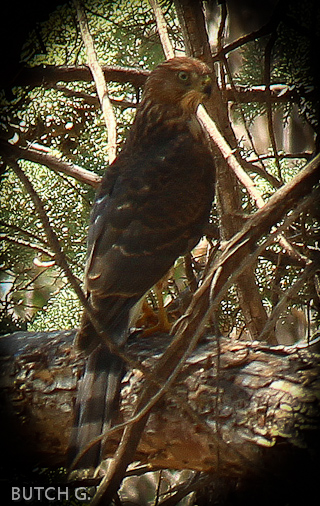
141, 57, 212, 113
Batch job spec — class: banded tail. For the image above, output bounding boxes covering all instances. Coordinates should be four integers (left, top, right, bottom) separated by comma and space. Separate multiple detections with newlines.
69, 345, 124, 471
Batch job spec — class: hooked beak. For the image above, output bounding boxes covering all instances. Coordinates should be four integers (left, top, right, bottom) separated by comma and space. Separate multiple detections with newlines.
200, 75, 212, 98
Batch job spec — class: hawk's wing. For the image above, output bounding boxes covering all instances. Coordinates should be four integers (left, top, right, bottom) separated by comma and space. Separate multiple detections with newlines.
85, 129, 214, 301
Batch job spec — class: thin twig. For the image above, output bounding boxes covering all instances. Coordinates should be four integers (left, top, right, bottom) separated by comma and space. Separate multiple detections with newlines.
74, 0, 117, 163
258, 262, 318, 341
0, 220, 50, 246
158, 473, 212, 506
264, 31, 282, 180
248, 152, 313, 163
217, 2, 227, 50
1, 234, 55, 259
184, 253, 198, 293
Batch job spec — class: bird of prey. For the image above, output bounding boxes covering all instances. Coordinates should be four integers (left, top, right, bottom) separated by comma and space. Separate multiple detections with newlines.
70, 56, 215, 471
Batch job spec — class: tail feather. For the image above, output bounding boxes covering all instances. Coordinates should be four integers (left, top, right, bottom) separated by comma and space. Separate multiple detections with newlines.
69, 345, 124, 471
69, 295, 140, 472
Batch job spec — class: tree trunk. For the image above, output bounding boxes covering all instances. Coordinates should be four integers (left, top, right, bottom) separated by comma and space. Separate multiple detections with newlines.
174, 0, 271, 342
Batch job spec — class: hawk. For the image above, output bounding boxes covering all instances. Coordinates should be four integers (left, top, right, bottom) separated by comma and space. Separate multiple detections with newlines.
70, 57, 215, 470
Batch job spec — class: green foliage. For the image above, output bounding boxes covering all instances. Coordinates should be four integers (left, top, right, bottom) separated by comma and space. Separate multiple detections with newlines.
1, 0, 177, 333
1, 161, 88, 331
22, 0, 179, 69
1, 0, 319, 341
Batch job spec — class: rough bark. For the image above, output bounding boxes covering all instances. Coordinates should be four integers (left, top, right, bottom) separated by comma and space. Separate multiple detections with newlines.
1, 329, 320, 481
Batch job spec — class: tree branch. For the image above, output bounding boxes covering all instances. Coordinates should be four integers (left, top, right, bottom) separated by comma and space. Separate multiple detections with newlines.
74, 0, 117, 163
52, 84, 137, 109
198, 105, 265, 209
11, 64, 150, 89
0, 220, 51, 247
0, 140, 101, 188
1, 234, 55, 259
1, 329, 320, 484
149, 0, 175, 59
9, 63, 305, 106
197, 105, 307, 265
264, 31, 282, 180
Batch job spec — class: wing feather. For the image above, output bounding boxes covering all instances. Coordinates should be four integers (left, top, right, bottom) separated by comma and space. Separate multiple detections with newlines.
85, 129, 214, 298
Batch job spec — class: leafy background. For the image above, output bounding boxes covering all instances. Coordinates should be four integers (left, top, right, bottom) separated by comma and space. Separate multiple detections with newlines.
1, 0, 319, 342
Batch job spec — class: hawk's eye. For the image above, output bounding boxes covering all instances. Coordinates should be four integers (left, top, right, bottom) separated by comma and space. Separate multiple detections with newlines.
178, 71, 189, 83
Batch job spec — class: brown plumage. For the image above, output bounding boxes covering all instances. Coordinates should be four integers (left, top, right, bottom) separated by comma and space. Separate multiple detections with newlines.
70, 57, 215, 471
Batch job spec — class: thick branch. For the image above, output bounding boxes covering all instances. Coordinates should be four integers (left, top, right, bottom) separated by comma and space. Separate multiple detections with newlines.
12, 64, 149, 89
173, 0, 212, 63
1, 329, 320, 477
8, 64, 305, 106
